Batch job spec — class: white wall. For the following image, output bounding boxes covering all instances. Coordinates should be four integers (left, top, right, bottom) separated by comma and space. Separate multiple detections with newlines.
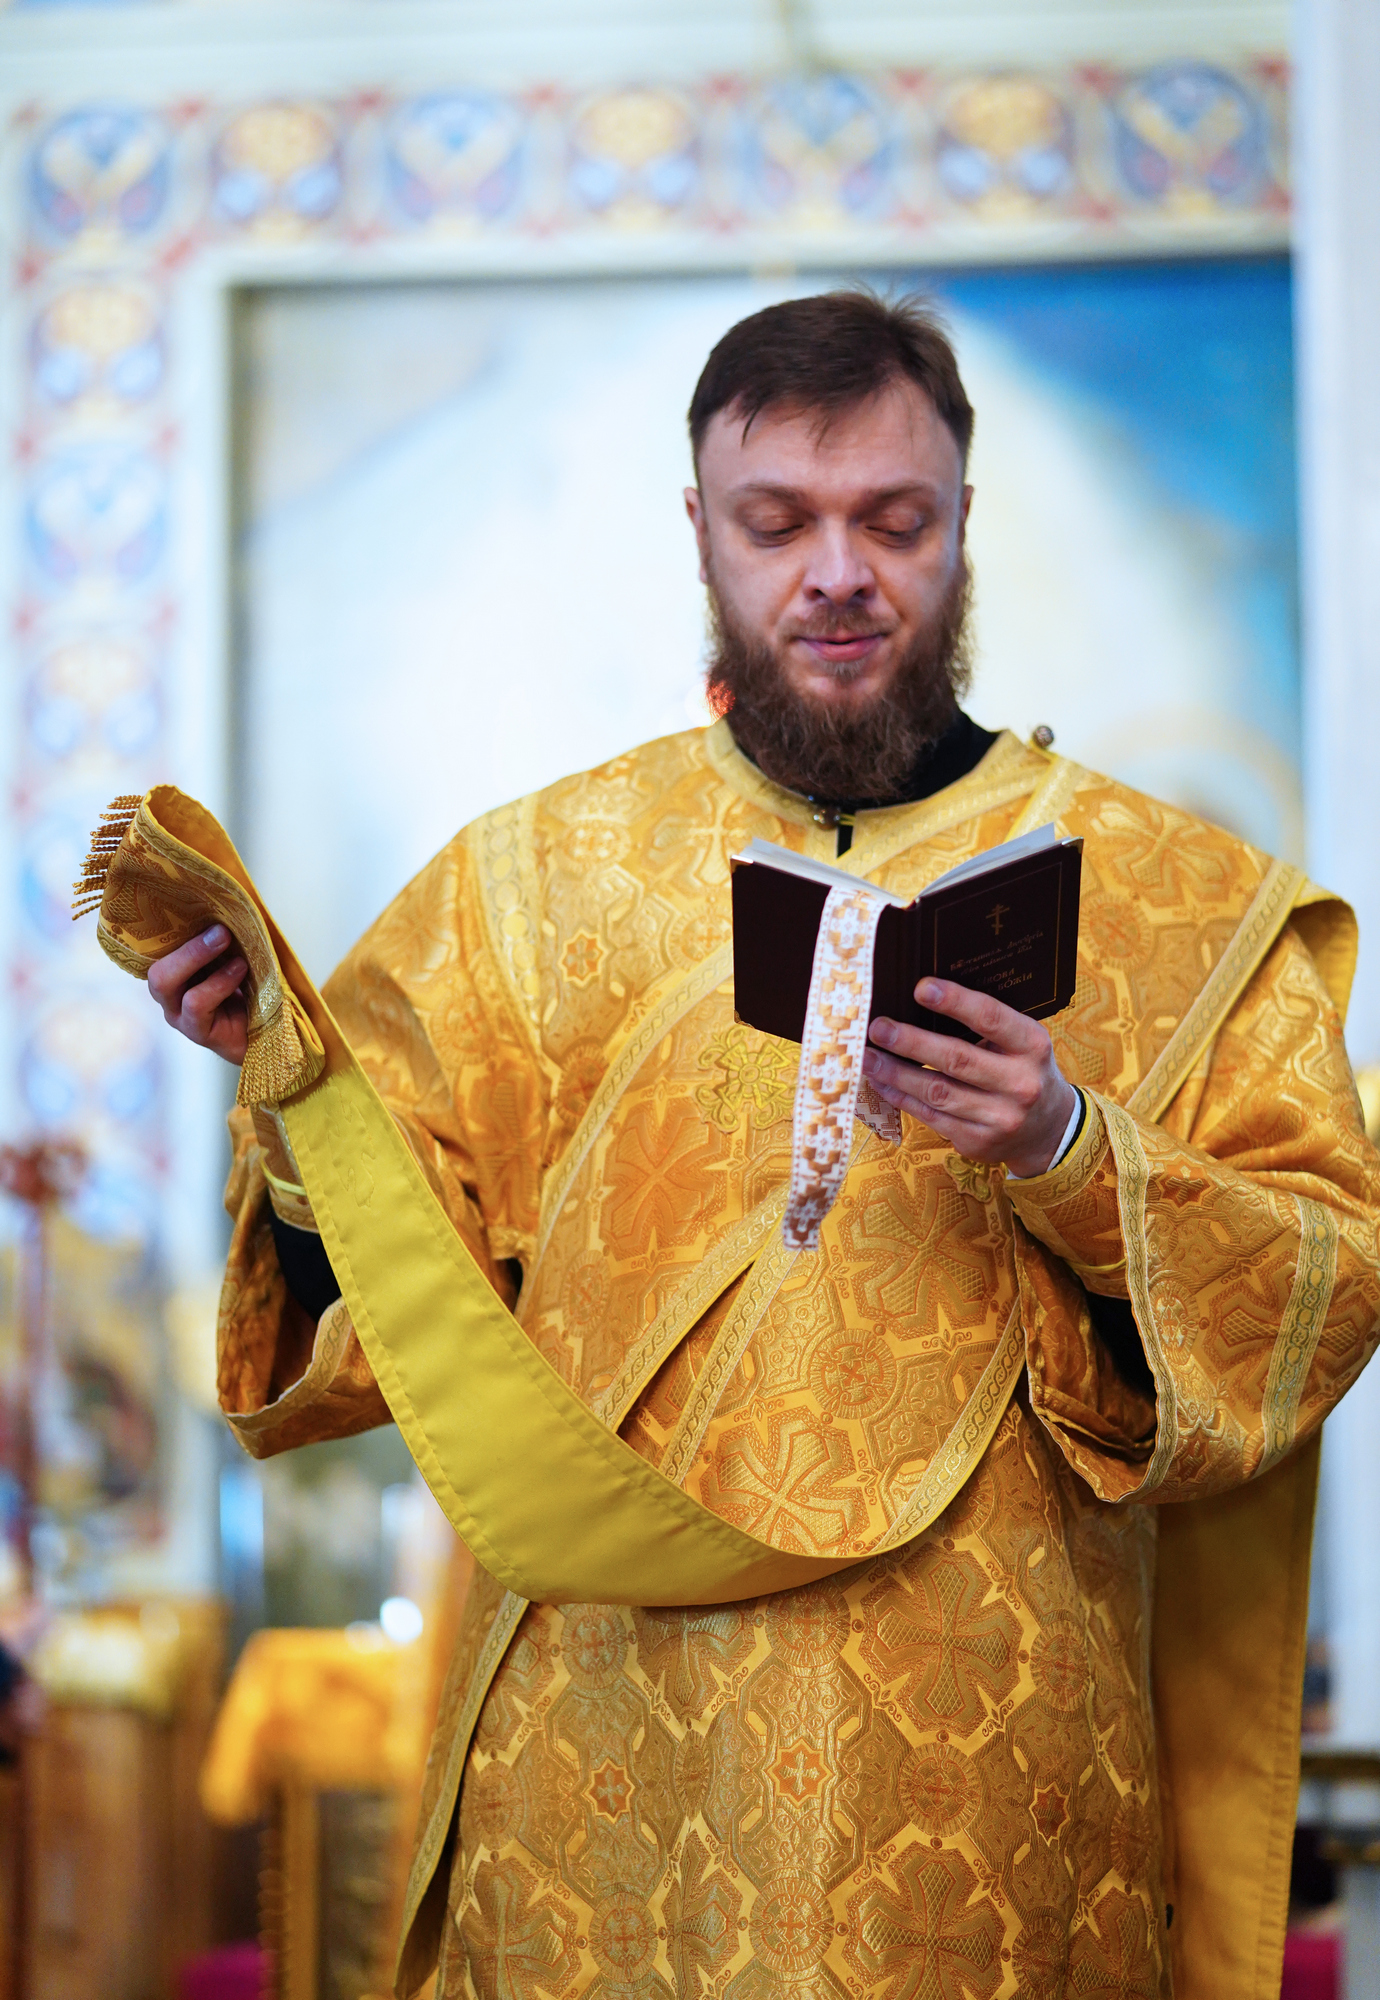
1295, 0, 1380, 1751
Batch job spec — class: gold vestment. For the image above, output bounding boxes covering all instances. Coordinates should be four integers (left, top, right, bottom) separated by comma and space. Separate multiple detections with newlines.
218, 725, 1380, 2000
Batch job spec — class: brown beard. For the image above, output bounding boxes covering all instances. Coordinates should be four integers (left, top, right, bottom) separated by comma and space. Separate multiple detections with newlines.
705, 562, 974, 803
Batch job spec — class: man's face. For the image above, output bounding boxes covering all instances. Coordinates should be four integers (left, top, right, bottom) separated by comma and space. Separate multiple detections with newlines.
685, 379, 972, 728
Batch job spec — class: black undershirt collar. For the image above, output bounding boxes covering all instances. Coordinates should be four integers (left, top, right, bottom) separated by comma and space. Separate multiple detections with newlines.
740, 710, 999, 856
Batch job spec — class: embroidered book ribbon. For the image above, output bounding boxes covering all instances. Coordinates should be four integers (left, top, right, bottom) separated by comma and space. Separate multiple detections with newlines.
784, 884, 896, 1250
855, 1078, 902, 1147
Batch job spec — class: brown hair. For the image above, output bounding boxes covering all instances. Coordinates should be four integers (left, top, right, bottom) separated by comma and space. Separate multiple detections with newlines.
688, 288, 974, 472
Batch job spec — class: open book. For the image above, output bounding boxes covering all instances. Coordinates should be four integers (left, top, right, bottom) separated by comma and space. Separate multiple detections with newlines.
731, 824, 1083, 1044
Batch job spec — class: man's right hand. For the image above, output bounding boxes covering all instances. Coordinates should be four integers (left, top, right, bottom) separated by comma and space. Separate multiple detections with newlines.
147, 924, 249, 1066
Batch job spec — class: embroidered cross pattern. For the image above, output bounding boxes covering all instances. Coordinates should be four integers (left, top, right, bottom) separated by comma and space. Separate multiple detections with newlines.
588, 1760, 634, 1820
771, 1741, 828, 1800
783, 883, 890, 1251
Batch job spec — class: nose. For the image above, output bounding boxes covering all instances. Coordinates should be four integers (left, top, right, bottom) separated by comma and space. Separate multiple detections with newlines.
802, 521, 875, 605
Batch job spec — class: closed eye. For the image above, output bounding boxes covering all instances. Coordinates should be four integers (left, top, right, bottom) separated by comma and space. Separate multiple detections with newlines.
745, 519, 806, 544
868, 517, 925, 545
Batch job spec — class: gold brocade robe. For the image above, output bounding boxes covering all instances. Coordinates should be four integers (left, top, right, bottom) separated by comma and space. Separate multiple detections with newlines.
219, 724, 1380, 2000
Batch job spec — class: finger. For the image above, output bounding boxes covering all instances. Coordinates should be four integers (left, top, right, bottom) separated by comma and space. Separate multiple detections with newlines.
180, 956, 247, 1017
911, 978, 1047, 1053
868, 1016, 1010, 1090
179, 957, 247, 1029
205, 995, 249, 1065
149, 926, 234, 1004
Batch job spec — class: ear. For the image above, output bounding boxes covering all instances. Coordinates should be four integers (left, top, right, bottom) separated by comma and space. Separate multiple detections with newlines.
958, 484, 974, 545
684, 486, 711, 584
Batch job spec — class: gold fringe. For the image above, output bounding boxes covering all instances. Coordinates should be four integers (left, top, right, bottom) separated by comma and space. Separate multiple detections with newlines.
71, 794, 144, 919
236, 998, 323, 1109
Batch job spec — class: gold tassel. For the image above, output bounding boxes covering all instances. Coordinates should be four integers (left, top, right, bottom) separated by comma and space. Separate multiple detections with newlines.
71, 794, 143, 919
236, 1001, 312, 1109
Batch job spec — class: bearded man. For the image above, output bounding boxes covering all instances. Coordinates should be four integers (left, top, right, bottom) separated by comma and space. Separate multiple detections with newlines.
143, 293, 1380, 2000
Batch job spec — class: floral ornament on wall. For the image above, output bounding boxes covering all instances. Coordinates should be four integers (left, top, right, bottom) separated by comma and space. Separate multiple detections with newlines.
25, 445, 166, 593
27, 105, 170, 244
25, 634, 162, 768
739, 74, 896, 223
936, 76, 1075, 213
1112, 62, 1269, 207
568, 89, 701, 223
213, 102, 342, 232
385, 91, 526, 227
31, 282, 164, 411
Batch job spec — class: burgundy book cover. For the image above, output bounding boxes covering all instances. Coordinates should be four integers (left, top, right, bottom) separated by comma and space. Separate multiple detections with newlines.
732, 840, 1082, 1046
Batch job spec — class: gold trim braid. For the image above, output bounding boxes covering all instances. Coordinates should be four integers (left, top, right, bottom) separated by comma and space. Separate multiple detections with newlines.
1260, 1198, 1338, 1473
399, 1588, 529, 1986
1101, 1099, 1180, 1497
1006, 751, 1087, 839
879, 1301, 1024, 1547
657, 1221, 807, 1486
1129, 858, 1305, 1123
591, 1191, 785, 1427
533, 944, 733, 1274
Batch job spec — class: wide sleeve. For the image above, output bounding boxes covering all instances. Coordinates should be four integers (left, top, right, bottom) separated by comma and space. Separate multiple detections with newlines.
218, 835, 548, 1458
1006, 916, 1380, 1504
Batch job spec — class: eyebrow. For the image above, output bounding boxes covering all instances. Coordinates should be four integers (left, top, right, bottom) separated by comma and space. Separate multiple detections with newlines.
729, 480, 941, 508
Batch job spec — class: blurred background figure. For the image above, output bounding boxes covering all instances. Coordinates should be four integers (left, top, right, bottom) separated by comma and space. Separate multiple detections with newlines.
0, 1638, 24, 1763
2, 0, 1379, 1996
0, 1630, 42, 1768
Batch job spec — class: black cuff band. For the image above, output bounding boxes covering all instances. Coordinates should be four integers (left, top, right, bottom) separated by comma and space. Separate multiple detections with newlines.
1084, 1291, 1155, 1399
268, 1209, 342, 1321
1064, 1087, 1089, 1160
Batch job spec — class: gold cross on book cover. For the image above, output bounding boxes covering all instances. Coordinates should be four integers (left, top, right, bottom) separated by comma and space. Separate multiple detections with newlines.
730, 824, 1084, 1046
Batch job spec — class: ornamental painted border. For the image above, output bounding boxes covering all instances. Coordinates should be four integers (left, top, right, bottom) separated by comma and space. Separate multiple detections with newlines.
4, 58, 1288, 1262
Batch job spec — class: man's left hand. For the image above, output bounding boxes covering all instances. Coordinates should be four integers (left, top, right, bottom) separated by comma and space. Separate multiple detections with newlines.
862, 977, 1078, 1178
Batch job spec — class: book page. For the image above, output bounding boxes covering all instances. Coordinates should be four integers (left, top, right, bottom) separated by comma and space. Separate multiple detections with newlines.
730, 838, 910, 907
923, 822, 1062, 895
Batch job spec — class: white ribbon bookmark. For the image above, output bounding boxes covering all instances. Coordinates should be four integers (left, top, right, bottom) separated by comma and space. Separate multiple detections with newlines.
855, 1076, 903, 1147
783, 884, 900, 1252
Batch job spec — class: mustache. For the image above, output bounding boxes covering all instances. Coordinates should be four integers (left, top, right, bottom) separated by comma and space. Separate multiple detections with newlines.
784, 606, 891, 640
704, 560, 974, 802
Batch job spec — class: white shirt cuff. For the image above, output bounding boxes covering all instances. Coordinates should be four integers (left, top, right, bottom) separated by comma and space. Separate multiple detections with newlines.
1006, 1089, 1084, 1182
